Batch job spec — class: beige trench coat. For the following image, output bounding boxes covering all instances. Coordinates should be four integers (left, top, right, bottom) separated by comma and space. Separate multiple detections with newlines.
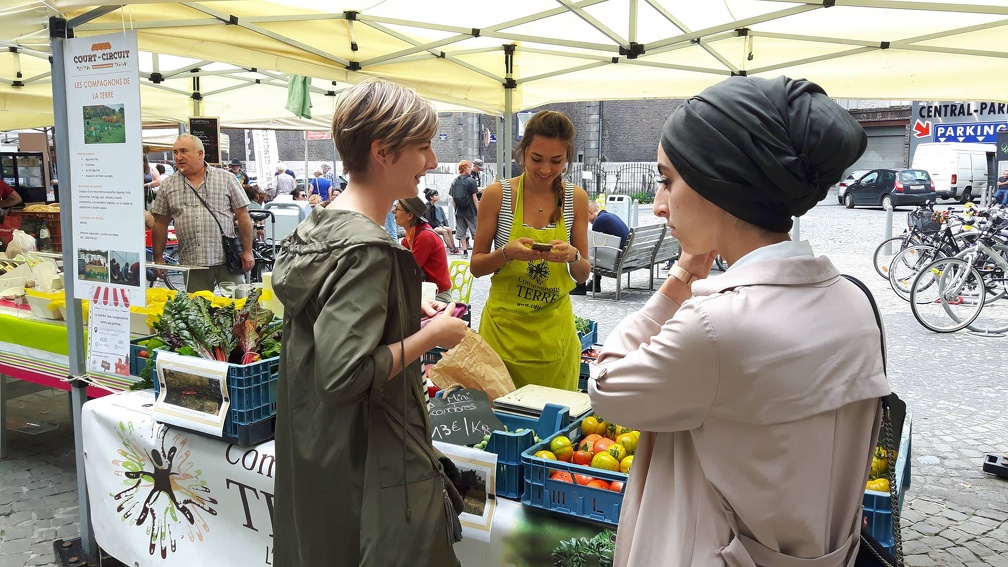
589, 254, 891, 567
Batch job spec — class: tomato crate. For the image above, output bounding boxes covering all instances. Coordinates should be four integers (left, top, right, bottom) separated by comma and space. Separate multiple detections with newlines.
863, 412, 912, 557
128, 335, 155, 377
486, 403, 570, 499
521, 413, 628, 526
151, 350, 280, 446
578, 320, 598, 353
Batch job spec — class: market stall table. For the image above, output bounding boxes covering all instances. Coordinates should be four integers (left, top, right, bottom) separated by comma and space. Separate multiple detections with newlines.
81, 390, 613, 566
0, 302, 136, 458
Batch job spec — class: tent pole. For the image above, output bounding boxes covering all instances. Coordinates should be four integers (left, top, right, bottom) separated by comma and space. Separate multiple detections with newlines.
496, 115, 504, 181
49, 15, 97, 564
503, 44, 516, 178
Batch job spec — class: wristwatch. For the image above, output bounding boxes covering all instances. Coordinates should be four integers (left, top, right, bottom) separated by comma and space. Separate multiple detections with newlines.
568, 249, 581, 264
667, 263, 698, 286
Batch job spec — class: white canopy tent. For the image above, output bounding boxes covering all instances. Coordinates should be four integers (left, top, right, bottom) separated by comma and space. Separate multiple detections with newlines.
2, 1, 1008, 562
4, 0, 1008, 130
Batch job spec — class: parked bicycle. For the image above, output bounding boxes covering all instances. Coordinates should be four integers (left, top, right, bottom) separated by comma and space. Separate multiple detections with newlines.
886, 209, 981, 301
909, 208, 1008, 333
145, 246, 185, 291
873, 202, 978, 280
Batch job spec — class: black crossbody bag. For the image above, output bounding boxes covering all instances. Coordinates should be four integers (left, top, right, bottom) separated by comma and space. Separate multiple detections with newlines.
844, 274, 904, 567
188, 184, 245, 274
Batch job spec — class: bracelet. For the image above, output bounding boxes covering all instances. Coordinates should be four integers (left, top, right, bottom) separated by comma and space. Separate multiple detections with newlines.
500, 246, 511, 262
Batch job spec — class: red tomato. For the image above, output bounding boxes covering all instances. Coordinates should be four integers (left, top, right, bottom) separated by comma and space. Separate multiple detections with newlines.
593, 437, 615, 456
137, 350, 148, 358
572, 450, 593, 466
609, 480, 625, 493
573, 473, 593, 486
550, 471, 573, 483
586, 479, 611, 490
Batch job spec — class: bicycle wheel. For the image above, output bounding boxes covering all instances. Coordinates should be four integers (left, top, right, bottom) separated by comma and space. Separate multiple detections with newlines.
888, 245, 940, 301
971, 245, 1008, 303
163, 268, 186, 291
910, 257, 985, 333
158, 249, 186, 291
872, 235, 913, 279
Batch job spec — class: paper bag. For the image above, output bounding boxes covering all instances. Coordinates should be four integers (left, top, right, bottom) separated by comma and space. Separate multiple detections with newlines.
428, 328, 516, 401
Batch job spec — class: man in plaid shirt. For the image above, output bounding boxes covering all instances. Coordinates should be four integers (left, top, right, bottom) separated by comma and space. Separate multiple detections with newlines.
150, 134, 255, 292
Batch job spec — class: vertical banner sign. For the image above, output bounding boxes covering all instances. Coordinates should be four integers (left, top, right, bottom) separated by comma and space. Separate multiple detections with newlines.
189, 117, 222, 165
251, 130, 279, 193
62, 31, 145, 311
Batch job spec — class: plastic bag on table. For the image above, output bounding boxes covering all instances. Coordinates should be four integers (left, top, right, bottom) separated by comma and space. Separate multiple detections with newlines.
427, 327, 516, 401
7, 229, 36, 259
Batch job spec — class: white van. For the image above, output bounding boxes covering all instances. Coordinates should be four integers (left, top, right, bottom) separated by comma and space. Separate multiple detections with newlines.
910, 142, 995, 203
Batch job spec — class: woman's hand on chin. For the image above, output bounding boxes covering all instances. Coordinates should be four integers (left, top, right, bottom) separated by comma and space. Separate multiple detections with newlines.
677, 251, 719, 280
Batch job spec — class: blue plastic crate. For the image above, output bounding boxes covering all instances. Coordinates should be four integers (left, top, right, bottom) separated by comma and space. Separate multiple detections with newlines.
521, 413, 628, 526
421, 346, 448, 367
128, 335, 155, 377
863, 413, 912, 556
485, 404, 570, 499
578, 320, 598, 352
151, 350, 280, 446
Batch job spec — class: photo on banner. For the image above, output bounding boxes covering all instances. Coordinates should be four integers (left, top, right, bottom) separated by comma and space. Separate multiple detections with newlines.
434, 441, 498, 542
61, 31, 146, 307
152, 351, 231, 437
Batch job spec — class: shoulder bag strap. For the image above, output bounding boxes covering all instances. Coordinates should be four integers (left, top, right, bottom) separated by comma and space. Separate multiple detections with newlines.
187, 183, 227, 238
842, 274, 903, 567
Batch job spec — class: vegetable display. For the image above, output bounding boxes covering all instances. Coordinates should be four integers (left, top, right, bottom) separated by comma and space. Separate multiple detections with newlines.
131, 288, 280, 390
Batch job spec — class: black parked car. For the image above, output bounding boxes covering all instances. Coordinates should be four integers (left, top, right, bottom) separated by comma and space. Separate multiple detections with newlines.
842, 168, 936, 210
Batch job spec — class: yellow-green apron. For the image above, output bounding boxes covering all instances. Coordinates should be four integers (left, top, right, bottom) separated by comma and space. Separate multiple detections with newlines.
478, 177, 580, 391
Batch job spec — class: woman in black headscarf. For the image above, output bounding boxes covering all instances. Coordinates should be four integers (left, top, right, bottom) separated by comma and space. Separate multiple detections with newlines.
589, 76, 891, 566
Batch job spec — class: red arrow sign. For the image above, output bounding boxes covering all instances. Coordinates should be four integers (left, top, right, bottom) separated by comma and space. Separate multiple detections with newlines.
913, 120, 932, 138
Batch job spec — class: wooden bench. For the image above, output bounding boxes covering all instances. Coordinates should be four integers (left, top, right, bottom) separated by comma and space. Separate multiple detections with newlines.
589, 223, 679, 300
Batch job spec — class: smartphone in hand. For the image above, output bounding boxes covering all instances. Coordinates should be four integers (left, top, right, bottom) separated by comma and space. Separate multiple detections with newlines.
530, 242, 553, 251
420, 303, 468, 328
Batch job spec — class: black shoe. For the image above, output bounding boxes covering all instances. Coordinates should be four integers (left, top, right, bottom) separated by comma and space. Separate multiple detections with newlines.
462, 250, 468, 259
570, 283, 587, 295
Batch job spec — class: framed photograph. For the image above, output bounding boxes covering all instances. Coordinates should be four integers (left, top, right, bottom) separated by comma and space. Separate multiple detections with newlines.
151, 351, 231, 437
434, 441, 498, 542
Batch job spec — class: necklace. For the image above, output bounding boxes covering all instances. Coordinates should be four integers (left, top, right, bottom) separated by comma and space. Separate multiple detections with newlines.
528, 189, 551, 212
521, 174, 553, 213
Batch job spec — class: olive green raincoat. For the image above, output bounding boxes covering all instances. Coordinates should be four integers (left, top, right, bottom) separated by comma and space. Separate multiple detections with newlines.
271, 208, 459, 567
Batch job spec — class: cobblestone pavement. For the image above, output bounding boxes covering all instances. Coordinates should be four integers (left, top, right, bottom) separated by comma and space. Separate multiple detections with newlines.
3, 194, 1008, 566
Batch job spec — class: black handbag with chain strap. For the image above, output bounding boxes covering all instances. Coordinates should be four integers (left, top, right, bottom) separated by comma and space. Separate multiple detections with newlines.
844, 274, 904, 567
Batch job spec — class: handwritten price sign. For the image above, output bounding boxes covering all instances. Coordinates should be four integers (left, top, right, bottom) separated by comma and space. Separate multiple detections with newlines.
427, 389, 504, 446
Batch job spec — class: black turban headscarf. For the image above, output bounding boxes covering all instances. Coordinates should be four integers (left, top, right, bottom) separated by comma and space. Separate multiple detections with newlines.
661, 76, 867, 233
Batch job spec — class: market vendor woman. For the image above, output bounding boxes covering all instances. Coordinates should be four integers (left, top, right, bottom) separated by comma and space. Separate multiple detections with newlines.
470, 111, 590, 390
271, 78, 467, 567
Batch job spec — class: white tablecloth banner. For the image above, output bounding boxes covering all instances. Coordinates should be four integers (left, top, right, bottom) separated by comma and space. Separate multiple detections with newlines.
83, 391, 277, 566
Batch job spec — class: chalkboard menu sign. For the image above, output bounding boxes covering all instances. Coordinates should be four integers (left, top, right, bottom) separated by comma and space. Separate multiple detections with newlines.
998, 130, 1008, 162
188, 117, 221, 165
428, 388, 504, 446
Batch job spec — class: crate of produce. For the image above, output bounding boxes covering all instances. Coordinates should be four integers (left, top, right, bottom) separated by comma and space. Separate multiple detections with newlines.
151, 349, 280, 446
128, 335, 156, 377
481, 403, 571, 499
521, 413, 635, 526
862, 412, 912, 556
577, 319, 598, 353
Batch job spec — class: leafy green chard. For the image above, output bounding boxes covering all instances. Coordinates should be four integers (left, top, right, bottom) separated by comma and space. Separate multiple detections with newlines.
551, 530, 615, 567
